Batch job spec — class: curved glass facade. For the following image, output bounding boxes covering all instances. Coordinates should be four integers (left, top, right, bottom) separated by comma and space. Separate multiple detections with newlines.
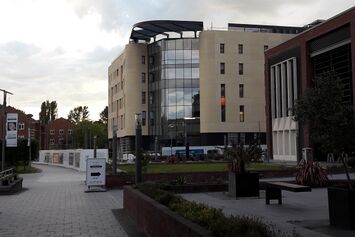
148, 38, 200, 146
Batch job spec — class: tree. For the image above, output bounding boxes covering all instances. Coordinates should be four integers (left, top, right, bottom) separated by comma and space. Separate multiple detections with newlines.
68, 106, 90, 125
294, 72, 355, 157
39, 100, 57, 124
72, 120, 107, 149
99, 106, 108, 125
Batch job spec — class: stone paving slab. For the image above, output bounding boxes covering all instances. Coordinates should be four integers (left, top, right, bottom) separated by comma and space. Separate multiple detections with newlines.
182, 175, 355, 237
0, 164, 128, 237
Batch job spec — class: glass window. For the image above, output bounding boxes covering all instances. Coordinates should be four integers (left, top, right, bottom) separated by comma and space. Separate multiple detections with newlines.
168, 106, 176, 120
238, 44, 243, 54
50, 130, 55, 135
220, 62, 225, 74
184, 88, 192, 105
176, 68, 183, 78
59, 129, 64, 135
240, 105, 245, 122
191, 39, 199, 50
221, 106, 226, 122
239, 63, 244, 75
175, 39, 183, 50
183, 106, 191, 118
239, 84, 244, 98
264, 45, 269, 51
175, 50, 183, 60
183, 50, 191, 60
221, 84, 225, 97
142, 56, 146, 64
168, 88, 176, 106
176, 88, 184, 106
192, 68, 199, 78
142, 91, 146, 104
183, 39, 191, 49
184, 68, 192, 78
18, 123, 25, 130
166, 68, 175, 79
191, 79, 199, 88
191, 50, 199, 59
142, 73, 146, 83
177, 106, 184, 119
221, 84, 226, 122
142, 111, 146, 126
220, 43, 225, 54
167, 40, 175, 50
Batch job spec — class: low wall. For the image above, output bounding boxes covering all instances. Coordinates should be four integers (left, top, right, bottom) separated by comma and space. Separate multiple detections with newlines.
0, 177, 23, 195
106, 171, 227, 189
106, 169, 297, 189
38, 149, 108, 171
123, 186, 212, 237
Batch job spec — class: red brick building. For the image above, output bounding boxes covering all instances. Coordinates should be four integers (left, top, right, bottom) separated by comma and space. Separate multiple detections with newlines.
264, 7, 355, 161
0, 105, 41, 145
43, 117, 74, 150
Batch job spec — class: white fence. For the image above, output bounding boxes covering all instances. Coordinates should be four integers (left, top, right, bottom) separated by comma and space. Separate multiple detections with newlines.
38, 149, 108, 172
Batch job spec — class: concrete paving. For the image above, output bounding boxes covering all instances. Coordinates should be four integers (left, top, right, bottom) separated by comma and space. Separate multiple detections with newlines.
0, 164, 128, 237
182, 173, 355, 237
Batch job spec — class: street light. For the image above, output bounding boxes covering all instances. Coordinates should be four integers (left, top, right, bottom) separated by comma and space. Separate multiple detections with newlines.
0, 89, 13, 171
135, 113, 142, 184
183, 117, 199, 159
168, 123, 175, 156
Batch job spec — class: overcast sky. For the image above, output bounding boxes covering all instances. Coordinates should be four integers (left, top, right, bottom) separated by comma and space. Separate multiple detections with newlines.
0, 0, 354, 120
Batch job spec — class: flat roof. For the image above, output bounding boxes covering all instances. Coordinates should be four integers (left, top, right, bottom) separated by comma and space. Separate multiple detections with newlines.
130, 20, 203, 42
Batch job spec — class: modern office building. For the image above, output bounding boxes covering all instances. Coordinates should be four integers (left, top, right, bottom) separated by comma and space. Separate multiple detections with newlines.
108, 20, 305, 154
265, 7, 355, 161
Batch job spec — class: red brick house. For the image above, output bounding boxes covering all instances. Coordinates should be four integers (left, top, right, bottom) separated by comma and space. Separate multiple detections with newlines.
0, 105, 41, 145
43, 118, 74, 150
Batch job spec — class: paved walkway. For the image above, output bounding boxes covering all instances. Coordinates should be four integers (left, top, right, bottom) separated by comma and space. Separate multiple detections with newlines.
182, 173, 355, 237
0, 164, 128, 237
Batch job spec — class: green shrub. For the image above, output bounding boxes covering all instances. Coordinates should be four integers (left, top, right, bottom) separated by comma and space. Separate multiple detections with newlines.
295, 160, 328, 187
137, 184, 302, 237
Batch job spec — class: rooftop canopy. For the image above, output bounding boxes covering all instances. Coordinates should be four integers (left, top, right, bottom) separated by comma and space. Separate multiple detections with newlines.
130, 20, 203, 42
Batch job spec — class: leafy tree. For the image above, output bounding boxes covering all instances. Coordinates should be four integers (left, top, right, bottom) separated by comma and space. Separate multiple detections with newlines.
99, 106, 108, 125
39, 100, 57, 124
294, 72, 355, 157
0, 139, 39, 168
72, 120, 107, 149
68, 106, 90, 125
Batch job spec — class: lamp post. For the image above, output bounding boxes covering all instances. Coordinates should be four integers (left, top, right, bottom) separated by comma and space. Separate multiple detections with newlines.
168, 123, 175, 157
183, 117, 199, 160
0, 89, 13, 171
112, 125, 118, 174
135, 113, 142, 184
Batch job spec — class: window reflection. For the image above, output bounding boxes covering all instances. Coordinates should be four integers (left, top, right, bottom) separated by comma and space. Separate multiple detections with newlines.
148, 38, 200, 138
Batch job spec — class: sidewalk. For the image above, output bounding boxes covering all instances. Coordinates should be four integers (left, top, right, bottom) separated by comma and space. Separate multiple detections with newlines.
0, 164, 128, 237
182, 172, 355, 237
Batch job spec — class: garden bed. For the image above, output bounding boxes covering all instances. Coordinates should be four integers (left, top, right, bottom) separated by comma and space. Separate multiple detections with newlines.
123, 184, 301, 237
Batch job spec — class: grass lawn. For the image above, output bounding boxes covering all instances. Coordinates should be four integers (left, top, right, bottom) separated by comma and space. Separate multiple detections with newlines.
118, 162, 292, 174
13, 165, 41, 174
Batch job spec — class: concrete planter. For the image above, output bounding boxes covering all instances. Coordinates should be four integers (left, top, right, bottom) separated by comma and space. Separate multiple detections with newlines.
228, 172, 259, 198
123, 186, 212, 237
328, 187, 355, 230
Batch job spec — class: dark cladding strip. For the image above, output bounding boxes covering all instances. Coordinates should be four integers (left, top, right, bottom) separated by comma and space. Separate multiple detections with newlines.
130, 20, 203, 42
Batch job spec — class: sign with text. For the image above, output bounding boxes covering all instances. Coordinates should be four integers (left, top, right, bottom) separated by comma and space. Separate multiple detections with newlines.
6, 113, 18, 147
86, 158, 106, 187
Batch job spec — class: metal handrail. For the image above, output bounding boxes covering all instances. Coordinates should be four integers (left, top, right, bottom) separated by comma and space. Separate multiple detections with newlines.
0, 168, 13, 178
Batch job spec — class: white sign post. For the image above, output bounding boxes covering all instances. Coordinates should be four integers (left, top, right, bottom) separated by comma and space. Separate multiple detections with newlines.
85, 158, 106, 192
6, 113, 18, 147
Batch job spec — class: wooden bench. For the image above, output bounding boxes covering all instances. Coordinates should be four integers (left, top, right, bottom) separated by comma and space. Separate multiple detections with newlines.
264, 181, 311, 205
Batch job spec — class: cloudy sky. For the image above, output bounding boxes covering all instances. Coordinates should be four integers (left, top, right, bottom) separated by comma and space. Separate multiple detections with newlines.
0, 0, 354, 120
